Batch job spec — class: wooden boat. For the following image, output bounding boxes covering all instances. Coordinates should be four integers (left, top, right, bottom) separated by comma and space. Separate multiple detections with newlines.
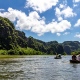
70, 60, 80, 63
54, 56, 62, 59
54, 54, 62, 59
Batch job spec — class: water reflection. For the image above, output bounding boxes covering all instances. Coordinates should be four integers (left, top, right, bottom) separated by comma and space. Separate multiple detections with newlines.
72, 64, 77, 68
0, 55, 80, 80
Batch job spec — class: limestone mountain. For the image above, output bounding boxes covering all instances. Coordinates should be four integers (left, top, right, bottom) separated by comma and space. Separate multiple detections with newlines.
0, 16, 80, 55
0, 16, 27, 50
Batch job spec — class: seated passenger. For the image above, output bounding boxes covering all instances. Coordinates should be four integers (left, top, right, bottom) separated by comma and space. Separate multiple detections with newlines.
58, 54, 61, 58
77, 54, 80, 61
72, 54, 76, 60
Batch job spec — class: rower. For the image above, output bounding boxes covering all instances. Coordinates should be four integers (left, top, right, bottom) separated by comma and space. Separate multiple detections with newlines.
72, 54, 76, 60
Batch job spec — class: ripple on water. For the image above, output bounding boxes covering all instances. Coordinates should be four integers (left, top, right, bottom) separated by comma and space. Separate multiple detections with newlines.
0, 70, 23, 79
0, 55, 80, 80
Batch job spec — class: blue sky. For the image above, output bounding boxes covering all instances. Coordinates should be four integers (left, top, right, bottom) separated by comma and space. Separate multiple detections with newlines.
0, 0, 80, 43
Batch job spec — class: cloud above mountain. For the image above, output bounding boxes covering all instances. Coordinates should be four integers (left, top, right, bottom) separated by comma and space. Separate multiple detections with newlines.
0, 0, 80, 41
0, 7, 71, 36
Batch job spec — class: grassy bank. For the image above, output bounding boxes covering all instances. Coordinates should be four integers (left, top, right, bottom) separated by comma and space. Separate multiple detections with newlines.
0, 47, 45, 55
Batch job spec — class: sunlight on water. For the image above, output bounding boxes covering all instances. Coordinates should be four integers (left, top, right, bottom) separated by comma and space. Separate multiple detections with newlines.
0, 55, 80, 80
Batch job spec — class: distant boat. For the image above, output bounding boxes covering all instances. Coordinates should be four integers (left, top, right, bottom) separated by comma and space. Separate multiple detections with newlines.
54, 54, 62, 59
70, 60, 80, 63
54, 56, 62, 59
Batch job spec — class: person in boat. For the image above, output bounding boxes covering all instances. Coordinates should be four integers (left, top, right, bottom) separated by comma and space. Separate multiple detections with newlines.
72, 54, 76, 60
58, 54, 61, 58
77, 54, 80, 61
55, 54, 61, 58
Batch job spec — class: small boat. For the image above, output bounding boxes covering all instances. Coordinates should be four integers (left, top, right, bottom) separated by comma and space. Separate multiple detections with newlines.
54, 54, 62, 59
54, 56, 62, 59
70, 60, 80, 63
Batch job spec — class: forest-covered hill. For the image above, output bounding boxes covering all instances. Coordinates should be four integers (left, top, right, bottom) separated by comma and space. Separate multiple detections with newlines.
27, 37, 80, 55
0, 16, 27, 50
0, 16, 80, 55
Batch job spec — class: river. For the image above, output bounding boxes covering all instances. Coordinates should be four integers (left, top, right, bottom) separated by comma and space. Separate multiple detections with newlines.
0, 55, 80, 80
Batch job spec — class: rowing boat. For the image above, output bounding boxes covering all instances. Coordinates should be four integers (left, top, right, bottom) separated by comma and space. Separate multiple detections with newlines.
54, 57, 62, 59
70, 60, 80, 63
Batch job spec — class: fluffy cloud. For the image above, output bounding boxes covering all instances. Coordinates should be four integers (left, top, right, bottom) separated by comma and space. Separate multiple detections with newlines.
73, 0, 80, 7
58, 17, 63, 21
74, 33, 80, 38
59, 4, 67, 9
55, 6, 76, 20
0, 8, 5, 11
56, 33, 61, 36
61, 6, 76, 18
25, 0, 58, 13
63, 32, 70, 35
74, 19, 80, 27
73, 4, 78, 7
0, 8, 71, 36
0, 8, 21, 22
46, 20, 71, 34
73, 0, 80, 3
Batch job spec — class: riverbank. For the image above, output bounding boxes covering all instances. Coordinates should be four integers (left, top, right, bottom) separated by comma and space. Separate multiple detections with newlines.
0, 47, 45, 55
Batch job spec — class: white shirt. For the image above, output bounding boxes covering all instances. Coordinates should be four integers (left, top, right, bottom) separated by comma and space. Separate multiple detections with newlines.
77, 55, 80, 61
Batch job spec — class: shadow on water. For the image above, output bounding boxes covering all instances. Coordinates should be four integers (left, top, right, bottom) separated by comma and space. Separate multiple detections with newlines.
70, 63, 77, 68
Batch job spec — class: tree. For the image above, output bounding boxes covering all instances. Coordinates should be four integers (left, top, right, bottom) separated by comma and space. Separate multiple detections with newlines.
56, 44, 64, 54
64, 45, 71, 55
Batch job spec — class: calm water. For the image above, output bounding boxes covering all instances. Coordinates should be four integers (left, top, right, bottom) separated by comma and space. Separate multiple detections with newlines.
0, 55, 80, 80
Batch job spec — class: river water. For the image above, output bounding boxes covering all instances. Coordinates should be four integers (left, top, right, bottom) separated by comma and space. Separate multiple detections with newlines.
0, 55, 80, 80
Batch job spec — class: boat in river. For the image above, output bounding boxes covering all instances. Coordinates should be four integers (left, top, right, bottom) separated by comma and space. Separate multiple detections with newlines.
54, 54, 62, 59
70, 60, 80, 63
54, 56, 62, 59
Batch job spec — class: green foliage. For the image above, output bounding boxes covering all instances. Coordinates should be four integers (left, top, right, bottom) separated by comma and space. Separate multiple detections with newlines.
0, 50, 8, 55
0, 16, 27, 50
63, 45, 71, 55
27, 37, 65, 55
4, 17, 15, 29
71, 52, 77, 55
27, 37, 47, 53
0, 16, 18, 49
1, 16, 80, 55
56, 44, 64, 55
71, 51, 80, 55
7, 47, 44, 55
62, 41, 80, 54
16, 30, 27, 48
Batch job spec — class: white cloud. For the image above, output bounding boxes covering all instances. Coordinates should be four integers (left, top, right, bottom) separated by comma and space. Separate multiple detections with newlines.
55, 6, 76, 20
58, 16, 63, 21
59, 4, 64, 9
73, 0, 80, 3
0, 8, 71, 36
73, 0, 80, 7
61, 6, 76, 18
74, 19, 80, 27
59, 4, 66, 9
73, 4, 78, 7
25, 0, 59, 13
0, 8, 21, 22
56, 33, 61, 36
55, 7, 61, 18
74, 33, 80, 38
0, 8, 5, 11
63, 32, 70, 35
45, 20, 71, 33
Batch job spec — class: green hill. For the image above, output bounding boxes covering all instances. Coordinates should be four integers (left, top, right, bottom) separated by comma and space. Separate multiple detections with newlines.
0, 16, 80, 55
0, 16, 27, 50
